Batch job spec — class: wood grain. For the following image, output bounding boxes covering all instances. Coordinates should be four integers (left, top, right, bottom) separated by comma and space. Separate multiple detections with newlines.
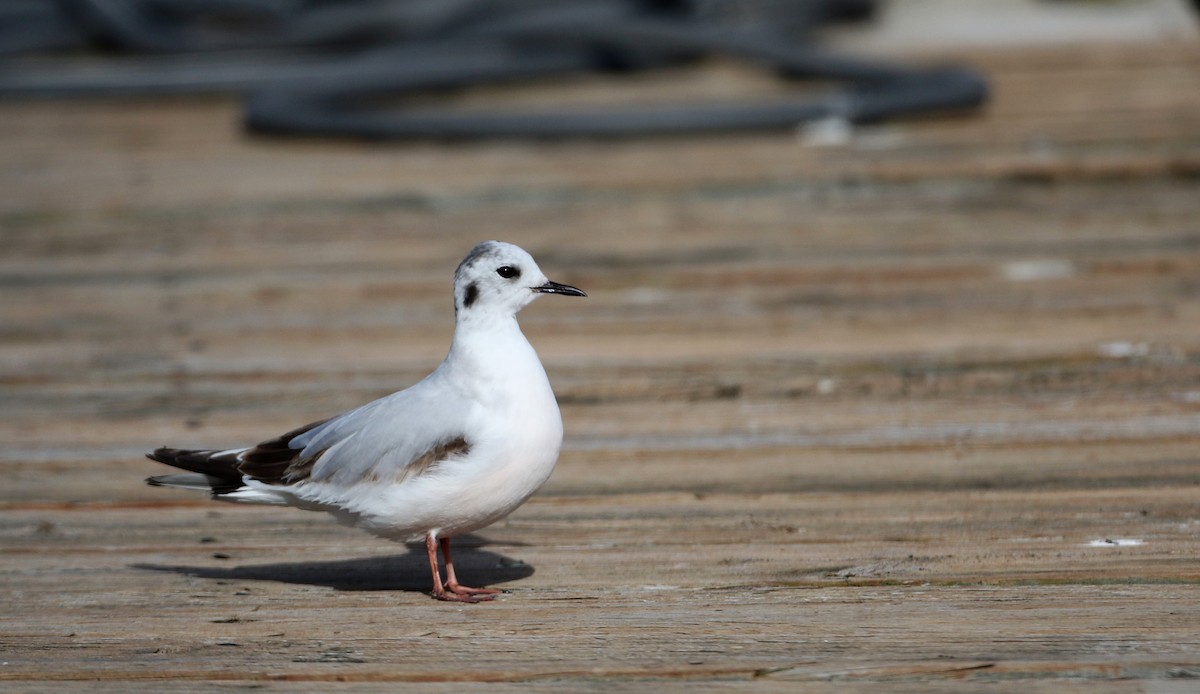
2, 35, 1200, 691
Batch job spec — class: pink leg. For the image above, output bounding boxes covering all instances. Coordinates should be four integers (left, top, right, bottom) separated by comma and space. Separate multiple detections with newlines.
441, 537, 501, 599
424, 533, 497, 603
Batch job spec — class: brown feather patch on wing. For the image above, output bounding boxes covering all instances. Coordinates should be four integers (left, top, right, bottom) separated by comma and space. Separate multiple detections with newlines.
237, 417, 332, 486
391, 436, 471, 484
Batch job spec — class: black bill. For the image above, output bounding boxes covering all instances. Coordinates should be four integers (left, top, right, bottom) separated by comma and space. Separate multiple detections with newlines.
533, 280, 587, 297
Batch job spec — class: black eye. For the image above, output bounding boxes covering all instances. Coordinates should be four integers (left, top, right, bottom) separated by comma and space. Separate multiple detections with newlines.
496, 265, 520, 279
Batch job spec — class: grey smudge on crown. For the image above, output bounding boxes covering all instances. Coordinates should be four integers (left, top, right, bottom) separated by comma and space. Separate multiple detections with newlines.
454, 241, 502, 285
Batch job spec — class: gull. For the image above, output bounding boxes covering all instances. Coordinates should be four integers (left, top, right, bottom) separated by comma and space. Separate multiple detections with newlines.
146, 240, 586, 602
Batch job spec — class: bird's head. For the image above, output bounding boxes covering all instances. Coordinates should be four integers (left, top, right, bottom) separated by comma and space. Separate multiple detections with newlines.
453, 241, 586, 317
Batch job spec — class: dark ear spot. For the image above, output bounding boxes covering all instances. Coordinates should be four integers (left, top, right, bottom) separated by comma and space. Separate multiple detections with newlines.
463, 282, 479, 308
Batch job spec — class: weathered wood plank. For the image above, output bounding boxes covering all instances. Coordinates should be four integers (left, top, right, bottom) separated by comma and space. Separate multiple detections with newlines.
1, 29, 1199, 691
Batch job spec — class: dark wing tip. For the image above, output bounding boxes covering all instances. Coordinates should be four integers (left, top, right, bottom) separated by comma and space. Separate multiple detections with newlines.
144, 446, 244, 485
146, 416, 330, 489
146, 447, 182, 465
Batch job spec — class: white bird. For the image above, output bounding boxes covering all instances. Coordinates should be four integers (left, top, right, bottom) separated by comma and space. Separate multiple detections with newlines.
146, 240, 586, 602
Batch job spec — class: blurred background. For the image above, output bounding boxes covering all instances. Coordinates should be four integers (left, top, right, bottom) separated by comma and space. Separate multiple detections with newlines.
3, 0, 1200, 685
2, 0, 1197, 496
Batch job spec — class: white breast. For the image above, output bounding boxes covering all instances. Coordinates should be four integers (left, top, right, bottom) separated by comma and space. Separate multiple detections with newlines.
350, 319, 564, 541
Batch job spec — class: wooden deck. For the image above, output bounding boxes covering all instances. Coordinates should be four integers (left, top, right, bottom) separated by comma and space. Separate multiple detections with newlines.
3, 17, 1200, 692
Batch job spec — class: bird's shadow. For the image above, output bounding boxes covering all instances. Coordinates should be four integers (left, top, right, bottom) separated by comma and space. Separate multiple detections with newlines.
132, 535, 533, 593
